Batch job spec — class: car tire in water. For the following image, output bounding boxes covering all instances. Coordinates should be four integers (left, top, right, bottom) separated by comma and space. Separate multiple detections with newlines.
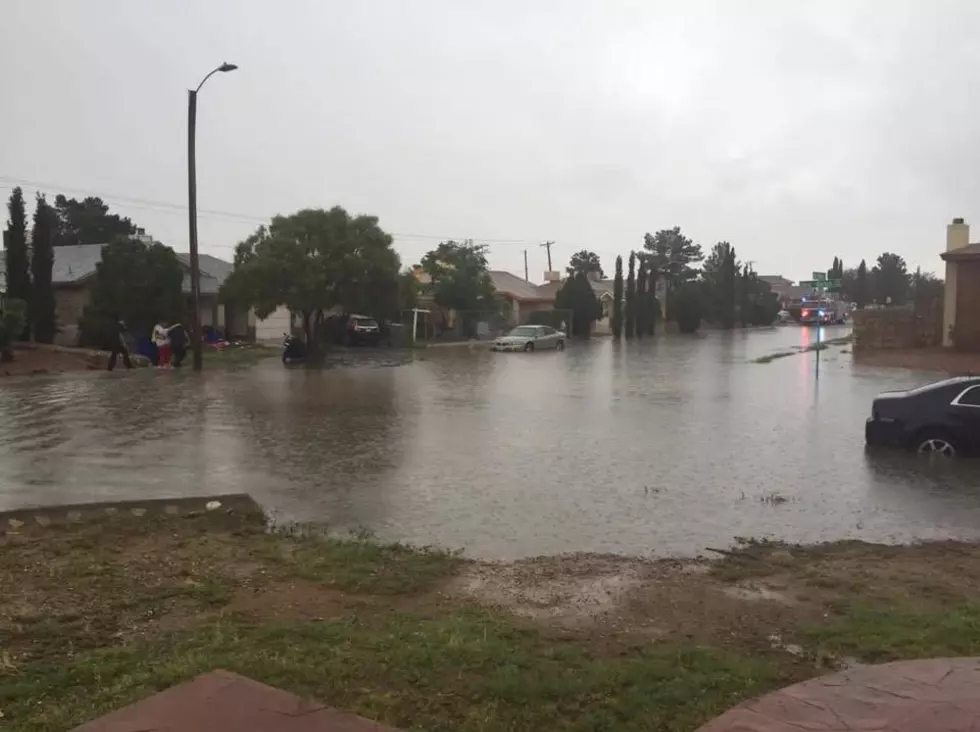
913, 430, 958, 459
556, 340, 565, 351
524, 342, 534, 353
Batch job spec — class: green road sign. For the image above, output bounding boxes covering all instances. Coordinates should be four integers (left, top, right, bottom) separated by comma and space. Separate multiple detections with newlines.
800, 279, 842, 289
812, 271, 827, 281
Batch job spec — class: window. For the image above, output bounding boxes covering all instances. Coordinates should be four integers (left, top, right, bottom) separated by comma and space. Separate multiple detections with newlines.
953, 386, 980, 407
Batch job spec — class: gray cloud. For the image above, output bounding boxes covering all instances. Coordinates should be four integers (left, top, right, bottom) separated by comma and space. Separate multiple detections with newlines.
2, 0, 977, 280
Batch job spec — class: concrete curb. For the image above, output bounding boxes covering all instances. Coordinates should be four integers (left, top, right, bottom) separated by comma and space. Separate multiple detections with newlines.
0, 493, 262, 532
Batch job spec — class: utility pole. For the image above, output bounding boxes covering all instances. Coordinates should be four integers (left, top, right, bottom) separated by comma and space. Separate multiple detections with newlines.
187, 62, 237, 371
540, 240, 553, 271
523, 249, 529, 281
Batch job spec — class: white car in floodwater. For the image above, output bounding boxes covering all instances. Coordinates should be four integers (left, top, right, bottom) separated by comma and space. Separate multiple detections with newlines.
490, 325, 566, 352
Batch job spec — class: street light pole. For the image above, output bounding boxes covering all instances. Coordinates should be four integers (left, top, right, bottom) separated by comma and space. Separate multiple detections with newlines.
187, 62, 237, 371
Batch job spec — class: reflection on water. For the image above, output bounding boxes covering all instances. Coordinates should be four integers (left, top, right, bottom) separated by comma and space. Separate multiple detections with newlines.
2, 326, 980, 559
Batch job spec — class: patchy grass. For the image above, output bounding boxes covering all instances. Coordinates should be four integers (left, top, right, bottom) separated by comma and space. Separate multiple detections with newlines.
753, 351, 796, 364
753, 335, 852, 364
759, 491, 790, 505
5, 513, 980, 731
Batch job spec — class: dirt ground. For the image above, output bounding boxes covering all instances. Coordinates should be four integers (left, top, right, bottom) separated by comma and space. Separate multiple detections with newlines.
853, 348, 980, 373
7, 512, 980, 731
5, 513, 980, 658
451, 539, 980, 653
0, 344, 103, 377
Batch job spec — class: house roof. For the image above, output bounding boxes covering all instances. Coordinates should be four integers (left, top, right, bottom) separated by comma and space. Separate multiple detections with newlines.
53, 243, 105, 283
176, 253, 233, 295
0, 244, 236, 296
489, 270, 553, 301
941, 243, 980, 261
591, 278, 615, 297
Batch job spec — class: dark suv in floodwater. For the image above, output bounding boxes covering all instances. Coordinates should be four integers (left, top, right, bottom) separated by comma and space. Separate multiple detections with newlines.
865, 376, 980, 458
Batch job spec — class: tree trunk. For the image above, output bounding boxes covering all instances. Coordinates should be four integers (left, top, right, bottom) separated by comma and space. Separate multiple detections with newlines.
302, 310, 315, 356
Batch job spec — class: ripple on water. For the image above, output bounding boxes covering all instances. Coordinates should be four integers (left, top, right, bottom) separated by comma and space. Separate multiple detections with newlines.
1, 330, 980, 558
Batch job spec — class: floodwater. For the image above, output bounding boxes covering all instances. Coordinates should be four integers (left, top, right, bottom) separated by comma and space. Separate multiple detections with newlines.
2, 326, 980, 559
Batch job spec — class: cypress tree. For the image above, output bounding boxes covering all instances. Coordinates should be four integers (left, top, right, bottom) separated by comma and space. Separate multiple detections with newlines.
31, 194, 57, 343
625, 252, 636, 339
4, 187, 31, 339
635, 260, 646, 339
646, 266, 658, 335
611, 255, 624, 338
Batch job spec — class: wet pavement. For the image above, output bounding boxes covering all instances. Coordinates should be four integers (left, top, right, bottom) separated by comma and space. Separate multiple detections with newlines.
2, 325, 980, 559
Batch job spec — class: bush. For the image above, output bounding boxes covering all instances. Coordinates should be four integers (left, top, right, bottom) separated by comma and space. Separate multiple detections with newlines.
0, 298, 28, 361
527, 310, 566, 329
671, 284, 704, 334
747, 293, 780, 327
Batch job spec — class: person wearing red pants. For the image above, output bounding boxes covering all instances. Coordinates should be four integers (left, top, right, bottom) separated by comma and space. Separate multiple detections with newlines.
152, 321, 171, 368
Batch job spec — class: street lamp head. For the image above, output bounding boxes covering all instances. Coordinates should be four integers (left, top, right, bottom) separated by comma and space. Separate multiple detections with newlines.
218, 62, 238, 73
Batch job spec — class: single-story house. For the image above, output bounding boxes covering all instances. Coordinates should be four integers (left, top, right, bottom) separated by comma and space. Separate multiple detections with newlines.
0, 243, 288, 345
488, 270, 556, 324
941, 217, 980, 350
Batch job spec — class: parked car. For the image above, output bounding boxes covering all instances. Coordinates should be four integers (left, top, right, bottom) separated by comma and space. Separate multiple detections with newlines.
490, 325, 565, 352
865, 376, 980, 458
347, 315, 381, 346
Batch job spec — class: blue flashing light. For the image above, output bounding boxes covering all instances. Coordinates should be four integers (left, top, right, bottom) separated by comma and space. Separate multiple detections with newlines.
818, 310, 825, 316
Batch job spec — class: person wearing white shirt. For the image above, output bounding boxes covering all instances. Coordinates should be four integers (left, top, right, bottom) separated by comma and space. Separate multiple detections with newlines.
152, 322, 171, 368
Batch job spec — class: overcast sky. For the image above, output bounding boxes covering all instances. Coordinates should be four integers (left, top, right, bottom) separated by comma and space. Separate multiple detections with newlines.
3, 0, 979, 280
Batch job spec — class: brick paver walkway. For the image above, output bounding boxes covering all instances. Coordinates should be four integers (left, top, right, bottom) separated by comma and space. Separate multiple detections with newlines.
72, 670, 402, 731
697, 657, 980, 731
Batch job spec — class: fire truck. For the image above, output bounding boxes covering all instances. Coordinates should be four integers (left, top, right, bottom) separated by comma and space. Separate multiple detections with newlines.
798, 297, 848, 325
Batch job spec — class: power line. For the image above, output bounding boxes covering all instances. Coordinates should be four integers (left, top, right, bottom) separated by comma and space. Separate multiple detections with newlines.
0, 175, 628, 265
0, 176, 541, 247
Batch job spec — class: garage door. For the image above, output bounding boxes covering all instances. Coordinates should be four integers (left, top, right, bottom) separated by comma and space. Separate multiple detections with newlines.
255, 306, 292, 343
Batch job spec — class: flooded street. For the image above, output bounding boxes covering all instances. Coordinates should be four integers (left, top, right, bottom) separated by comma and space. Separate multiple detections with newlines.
2, 326, 980, 559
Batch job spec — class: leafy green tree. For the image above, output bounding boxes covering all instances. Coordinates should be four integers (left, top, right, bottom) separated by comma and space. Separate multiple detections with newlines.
398, 271, 419, 313
700, 241, 736, 328
612, 255, 624, 338
30, 194, 57, 343
642, 227, 703, 296
738, 268, 779, 326
840, 267, 857, 302
4, 187, 31, 339
738, 263, 749, 328
554, 273, 602, 338
0, 298, 27, 361
635, 260, 646, 339
53, 195, 136, 246
911, 267, 943, 310
566, 250, 604, 279
871, 252, 909, 305
855, 260, 869, 308
645, 268, 659, 335
79, 239, 185, 348
222, 207, 401, 351
671, 283, 704, 334
625, 252, 636, 338
420, 239, 496, 334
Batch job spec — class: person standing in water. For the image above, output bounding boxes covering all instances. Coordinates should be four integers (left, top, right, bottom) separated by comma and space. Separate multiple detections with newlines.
152, 321, 171, 368
168, 322, 188, 368
107, 319, 133, 371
